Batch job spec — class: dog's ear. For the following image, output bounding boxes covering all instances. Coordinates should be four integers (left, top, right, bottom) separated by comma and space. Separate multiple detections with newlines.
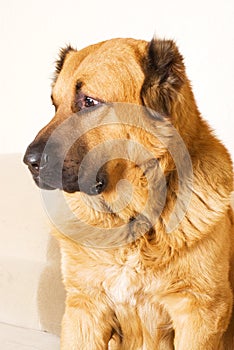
53, 45, 76, 83
141, 38, 186, 116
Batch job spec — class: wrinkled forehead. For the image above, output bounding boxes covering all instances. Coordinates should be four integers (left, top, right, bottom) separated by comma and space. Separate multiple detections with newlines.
53, 38, 148, 104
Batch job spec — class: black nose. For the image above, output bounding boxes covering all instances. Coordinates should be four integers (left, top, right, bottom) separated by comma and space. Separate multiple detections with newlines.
23, 146, 48, 175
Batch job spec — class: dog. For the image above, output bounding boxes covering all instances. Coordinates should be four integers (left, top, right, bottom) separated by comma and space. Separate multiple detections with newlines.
24, 37, 234, 349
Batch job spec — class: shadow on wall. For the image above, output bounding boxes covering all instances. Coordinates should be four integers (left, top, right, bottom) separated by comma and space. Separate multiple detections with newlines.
37, 235, 66, 336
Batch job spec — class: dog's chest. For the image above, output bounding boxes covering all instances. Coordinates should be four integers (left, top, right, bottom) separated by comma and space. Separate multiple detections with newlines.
102, 260, 162, 306
103, 262, 171, 343
104, 265, 139, 305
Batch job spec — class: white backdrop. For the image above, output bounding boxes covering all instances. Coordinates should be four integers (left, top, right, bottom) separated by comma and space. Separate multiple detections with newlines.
0, 0, 233, 157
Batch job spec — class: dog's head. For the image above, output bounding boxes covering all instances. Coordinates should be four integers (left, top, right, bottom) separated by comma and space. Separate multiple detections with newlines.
24, 38, 195, 239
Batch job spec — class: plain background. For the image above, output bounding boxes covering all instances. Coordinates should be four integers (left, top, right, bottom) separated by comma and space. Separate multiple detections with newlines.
0, 0, 233, 157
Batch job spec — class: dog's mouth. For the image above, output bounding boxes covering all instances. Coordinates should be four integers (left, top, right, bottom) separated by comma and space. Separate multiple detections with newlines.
33, 174, 57, 191
29, 167, 107, 195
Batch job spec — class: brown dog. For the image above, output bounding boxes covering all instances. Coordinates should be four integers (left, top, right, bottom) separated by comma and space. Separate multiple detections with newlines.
24, 38, 234, 349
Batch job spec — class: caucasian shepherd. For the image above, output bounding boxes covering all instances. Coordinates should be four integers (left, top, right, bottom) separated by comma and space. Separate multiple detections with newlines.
24, 37, 234, 349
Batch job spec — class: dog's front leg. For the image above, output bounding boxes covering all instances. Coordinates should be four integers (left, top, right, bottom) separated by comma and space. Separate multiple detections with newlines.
168, 293, 232, 350
61, 295, 113, 350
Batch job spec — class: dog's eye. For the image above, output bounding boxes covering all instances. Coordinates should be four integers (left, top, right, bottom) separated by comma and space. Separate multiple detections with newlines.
84, 96, 100, 108
72, 90, 102, 113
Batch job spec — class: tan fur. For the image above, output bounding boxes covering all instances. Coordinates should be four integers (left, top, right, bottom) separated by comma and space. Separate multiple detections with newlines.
32, 38, 234, 349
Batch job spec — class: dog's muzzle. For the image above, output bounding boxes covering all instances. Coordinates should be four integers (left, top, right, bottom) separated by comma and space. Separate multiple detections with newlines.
23, 142, 107, 195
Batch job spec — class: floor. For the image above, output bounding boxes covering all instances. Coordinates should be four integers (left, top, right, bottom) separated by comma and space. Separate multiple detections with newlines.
0, 323, 60, 350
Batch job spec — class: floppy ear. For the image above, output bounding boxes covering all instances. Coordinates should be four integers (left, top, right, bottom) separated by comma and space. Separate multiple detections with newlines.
141, 38, 186, 116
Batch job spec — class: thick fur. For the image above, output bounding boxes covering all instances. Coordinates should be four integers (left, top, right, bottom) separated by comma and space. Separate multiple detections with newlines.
25, 38, 233, 349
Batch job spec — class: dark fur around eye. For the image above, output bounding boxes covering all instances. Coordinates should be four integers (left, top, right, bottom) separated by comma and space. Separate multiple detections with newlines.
72, 84, 102, 112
